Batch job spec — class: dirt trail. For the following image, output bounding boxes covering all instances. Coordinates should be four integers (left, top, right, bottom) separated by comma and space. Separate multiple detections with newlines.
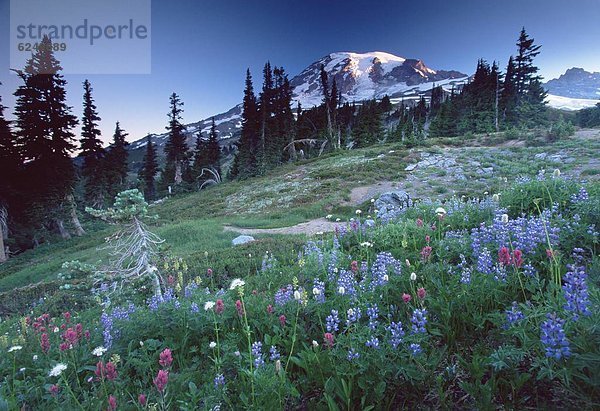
223, 218, 341, 236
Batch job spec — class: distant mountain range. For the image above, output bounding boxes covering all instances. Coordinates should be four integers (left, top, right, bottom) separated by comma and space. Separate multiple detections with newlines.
544, 67, 600, 100
127, 51, 468, 167
126, 55, 600, 168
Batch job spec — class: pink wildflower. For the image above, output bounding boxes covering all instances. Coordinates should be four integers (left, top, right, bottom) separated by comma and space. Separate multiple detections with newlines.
235, 300, 244, 317
154, 369, 169, 392
512, 249, 523, 268
324, 332, 335, 348
416, 218, 424, 227
159, 348, 173, 368
207, 268, 213, 276
48, 384, 60, 397
351, 260, 359, 272
105, 362, 118, 381
421, 246, 432, 261
402, 293, 412, 303
64, 328, 78, 345
498, 247, 511, 266
417, 287, 427, 300
59, 342, 70, 351
425, 235, 430, 244
266, 304, 274, 314
107, 395, 117, 411
279, 315, 286, 326
167, 275, 175, 286
63, 312, 71, 323
215, 299, 224, 315
138, 393, 147, 406
95, 361, 105, 380
41, 333, 50, 353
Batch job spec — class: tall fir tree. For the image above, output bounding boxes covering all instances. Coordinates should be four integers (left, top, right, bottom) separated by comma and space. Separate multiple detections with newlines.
0, 86, 17, 261
163, 93, 188, 186
192, 132, 208, 182
235, 69, 260, 178
139, 135, 159, 201
104, 122, 129, 198
13, 35, 79, 240
513, 28, 547, 126
80, 79, 105, 206
206, 117, 222, 176
500, 56, 518, 126
258, 62, 275, 171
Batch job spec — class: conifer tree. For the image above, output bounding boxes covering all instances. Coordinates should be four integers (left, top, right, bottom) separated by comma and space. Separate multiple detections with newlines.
500, 56, 518, 126
13, 35, 78, 240
235, 69, 260, 178
192, 132, 208, 182
513, 28, 547, 126
104, 122, 129, 198
258, 62, 275, 171
80, 79, 105, 206
206, 117, 222, 176
139, 135, 159, 201
163, 93, 188, 185
0, 87, 17, 261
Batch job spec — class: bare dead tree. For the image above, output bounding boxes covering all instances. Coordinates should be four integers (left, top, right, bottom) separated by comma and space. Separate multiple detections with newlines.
199, 167, 222, 190
0, 205, 7, 262
87, 189, 164, 297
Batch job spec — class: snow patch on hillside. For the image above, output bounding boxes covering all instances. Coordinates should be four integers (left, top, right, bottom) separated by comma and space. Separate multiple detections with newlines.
546, 94, 599, 111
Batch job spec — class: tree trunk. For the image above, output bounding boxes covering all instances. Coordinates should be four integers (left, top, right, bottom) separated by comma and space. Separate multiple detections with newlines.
55, 218, 71, 240
174, 161, 182, 185
67, 195, 86, 236
0, 232, 6, 263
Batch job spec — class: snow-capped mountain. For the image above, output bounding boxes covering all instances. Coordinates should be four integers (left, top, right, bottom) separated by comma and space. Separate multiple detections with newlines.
127, 51, 468, 166
292, 51, 467, 107
544, 67, 600, 100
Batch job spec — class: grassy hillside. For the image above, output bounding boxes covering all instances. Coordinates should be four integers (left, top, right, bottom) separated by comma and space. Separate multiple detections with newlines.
1, 129, 598, 296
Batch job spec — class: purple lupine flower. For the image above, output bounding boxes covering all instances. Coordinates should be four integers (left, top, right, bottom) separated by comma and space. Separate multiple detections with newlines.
570, 187, 588, 203
337, 269, 358, 297
269, 345, 280, 361
214, 373, 225, 388
312, 279, 326, 303
274, 285, 294, 306
562, 263, 591, 321
523, 263, 536, 277
326, 310, 340, 333
387, 321, 405, 349
369, 252, 402, 289
477, 247, 493, 275
504, 302, 524, 328
190, 302, 199, 313
366, 304, 379, 330
346, 307, 362, 327
411, 308, 428, 334
251, 341, 264, 368
365, 336, 380, 349
457, 254, 472, 284
347, 348, 360, 361
540, 313, 571, 360
409, 343, 423, 356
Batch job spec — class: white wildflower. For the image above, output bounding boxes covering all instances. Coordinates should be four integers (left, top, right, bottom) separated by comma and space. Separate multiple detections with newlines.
229, 278, 245, 290
492, 193, 500, 202
33, 355, 38, 361
315, 231, 323, 236
410, 272, 417, 281
383, 274, 389, 282
370, 198, 375, 203
204, 301, 215, 311
293, 290, 302, 301
355, 209, 362, 215
8, 345, 23, 352
435, 207, 447, 216
312, 340, 319, 348
19, 367, 26, 373
405, 259, 411, 267
234, 350, 241, 357
312, 287, 321, 296
338, 286, 345, 295
553, 169, 561, 177
92, 346, 107, 357
209, 341, 217, 349
335, 218, 341, 222
48, 363, 67, 377
53, 327, 59, 333
326, 214, 333, 220
501, 214, 509, 224
360, 241, 373, 248
275, 359, 282, 372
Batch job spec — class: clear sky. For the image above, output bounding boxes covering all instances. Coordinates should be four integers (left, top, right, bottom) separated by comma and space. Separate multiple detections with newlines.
1, 0, 599, 145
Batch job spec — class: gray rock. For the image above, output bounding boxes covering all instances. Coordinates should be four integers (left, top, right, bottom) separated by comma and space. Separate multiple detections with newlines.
534, 153, 547, 160
405, 163, 417, 171
375, 190, 411, 211
232, 235, 255, 246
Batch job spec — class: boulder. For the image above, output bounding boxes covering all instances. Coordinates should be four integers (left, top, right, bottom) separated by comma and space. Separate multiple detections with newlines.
232, 235, 255, 246
375, 190, 411, 211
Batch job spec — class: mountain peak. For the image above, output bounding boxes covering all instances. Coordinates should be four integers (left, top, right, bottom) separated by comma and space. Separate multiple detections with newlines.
291, 51, 467, 108
545, 67, 600, 100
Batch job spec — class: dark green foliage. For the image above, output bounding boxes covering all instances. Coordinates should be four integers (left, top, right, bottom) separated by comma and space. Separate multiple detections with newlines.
576, 103, 600, 127
139, 135, 159, 201
235, 69, 261, 178
104, 122, 130, 198
163, 93, 188, 186
351, 100, 384, 147
12, 35, 78, 240
80, 79, 106, 206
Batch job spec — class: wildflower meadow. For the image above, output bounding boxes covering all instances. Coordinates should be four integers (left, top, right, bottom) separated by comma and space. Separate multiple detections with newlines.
0, 174, 598, 409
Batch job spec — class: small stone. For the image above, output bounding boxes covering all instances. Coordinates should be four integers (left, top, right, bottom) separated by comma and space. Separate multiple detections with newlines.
232, 235, 255, 246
